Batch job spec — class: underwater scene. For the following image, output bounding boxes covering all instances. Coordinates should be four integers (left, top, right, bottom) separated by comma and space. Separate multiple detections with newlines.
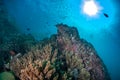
0, 0, 120, 80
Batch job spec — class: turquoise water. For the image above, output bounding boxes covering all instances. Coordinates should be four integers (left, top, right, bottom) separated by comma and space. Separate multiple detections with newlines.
3, 0, 120, 80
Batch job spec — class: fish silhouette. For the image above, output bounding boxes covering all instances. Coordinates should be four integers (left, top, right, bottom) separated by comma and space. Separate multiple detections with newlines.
103, 13, 109, 18
26, 28, 30, 31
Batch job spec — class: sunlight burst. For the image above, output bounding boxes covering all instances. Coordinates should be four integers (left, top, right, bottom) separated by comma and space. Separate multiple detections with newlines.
83, 0, 100, 16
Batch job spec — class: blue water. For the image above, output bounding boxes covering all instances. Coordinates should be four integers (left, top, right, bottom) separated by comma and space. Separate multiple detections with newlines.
3, 0, 120, 80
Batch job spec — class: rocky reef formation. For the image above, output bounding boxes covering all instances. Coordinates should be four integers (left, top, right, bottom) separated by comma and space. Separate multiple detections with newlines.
10, 24, 110, 80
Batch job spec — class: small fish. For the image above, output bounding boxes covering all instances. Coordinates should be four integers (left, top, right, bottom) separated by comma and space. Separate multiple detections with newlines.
103, 13, 109, 18
26, 28, 30, 31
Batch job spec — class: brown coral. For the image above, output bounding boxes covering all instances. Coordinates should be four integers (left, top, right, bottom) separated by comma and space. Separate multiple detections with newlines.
10, 43, 58, 79
20, 60, 56, 80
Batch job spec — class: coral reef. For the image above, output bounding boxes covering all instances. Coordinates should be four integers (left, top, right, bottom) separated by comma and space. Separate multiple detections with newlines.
10, 24, 110, 80
0, 33, 36, 72
0, 33, 36, 54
